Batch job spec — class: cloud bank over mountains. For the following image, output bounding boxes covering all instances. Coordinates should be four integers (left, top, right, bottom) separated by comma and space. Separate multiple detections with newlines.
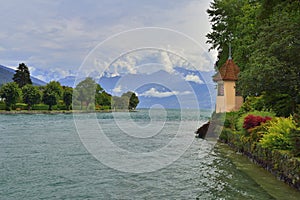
0, 0, 216, 82
0, 0, 217, 109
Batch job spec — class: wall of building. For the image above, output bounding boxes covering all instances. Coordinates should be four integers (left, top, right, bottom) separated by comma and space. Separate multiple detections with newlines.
216, 96, 225, 113
235, 96, 243, 110
215, 81, 243, 113
224, 81, 236, 112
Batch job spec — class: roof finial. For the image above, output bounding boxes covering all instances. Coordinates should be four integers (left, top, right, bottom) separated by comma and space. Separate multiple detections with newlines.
228, 42, 232, 60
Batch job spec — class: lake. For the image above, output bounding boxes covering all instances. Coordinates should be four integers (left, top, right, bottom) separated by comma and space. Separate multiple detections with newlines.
1, 109, 299, 199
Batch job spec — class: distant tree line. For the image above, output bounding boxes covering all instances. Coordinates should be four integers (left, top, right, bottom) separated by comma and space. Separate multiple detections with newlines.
0, 63, 139, 111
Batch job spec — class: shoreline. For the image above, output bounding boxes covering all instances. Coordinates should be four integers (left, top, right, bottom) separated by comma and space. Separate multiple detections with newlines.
0, 109, 138, 115
219, 138, 300, 191
216, 142, 300, 199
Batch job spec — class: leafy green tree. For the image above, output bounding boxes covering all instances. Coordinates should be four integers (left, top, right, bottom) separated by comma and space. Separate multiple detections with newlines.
42, 81, 62, 110
96, 84, 104, 94
0, 82, 22, 110
22, 84, 41, 111
74, 77, 97, 110
237, 1, 300, 114
112, 96, 128, 110
111, 91, 139, 110
96, 90, 112, 108
206, 0, 249, 69
122, 91, 139, 110
207, 0, 300, 116
63, 86, 73, 110
129, 93, 139, 110
13, 63, 32, 88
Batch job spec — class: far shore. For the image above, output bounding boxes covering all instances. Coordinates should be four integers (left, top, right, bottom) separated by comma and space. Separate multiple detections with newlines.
0, 109, 138, 115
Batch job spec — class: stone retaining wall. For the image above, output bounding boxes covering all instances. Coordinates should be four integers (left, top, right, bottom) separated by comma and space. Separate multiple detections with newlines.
221, 138, 300, 190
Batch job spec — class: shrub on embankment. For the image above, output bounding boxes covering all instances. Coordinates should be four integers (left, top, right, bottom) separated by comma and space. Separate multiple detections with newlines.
217, 110, 300, 190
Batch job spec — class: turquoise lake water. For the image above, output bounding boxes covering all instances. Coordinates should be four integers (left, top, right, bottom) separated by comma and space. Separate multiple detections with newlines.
0, 109, 299, 199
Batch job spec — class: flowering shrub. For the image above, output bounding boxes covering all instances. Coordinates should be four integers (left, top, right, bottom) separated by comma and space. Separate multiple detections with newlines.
259, 116, 296, 150
237, 111, 275, 132
243, 114, 272, 130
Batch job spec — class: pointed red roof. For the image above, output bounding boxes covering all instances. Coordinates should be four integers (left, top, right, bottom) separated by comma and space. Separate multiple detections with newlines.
213, 59, 240, 82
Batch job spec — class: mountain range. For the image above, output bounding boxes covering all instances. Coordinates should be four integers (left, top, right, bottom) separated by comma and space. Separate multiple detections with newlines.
0, 64, 216, 109
0, 65, 46, 86
56, 68, 216, 109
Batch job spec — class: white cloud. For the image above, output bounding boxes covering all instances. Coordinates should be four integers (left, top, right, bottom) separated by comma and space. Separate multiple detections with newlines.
139, 88, 178, 98
34, 75, 47, 82
159, 51, 175, 74
139, 88, 192, 98
105, 49, 192, 76
184, 74, 204, 84
29, 67, 77, 82
113, 85, 122, 93
181, 91, 192, 95
0, 0, 215, 81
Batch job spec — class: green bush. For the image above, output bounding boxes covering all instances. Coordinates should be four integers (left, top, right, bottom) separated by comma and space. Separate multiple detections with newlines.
261, 93, 294, 117
219, 128, 232, 142
57, 104, 67, 110
224, 111, 240, 130
259, 117, 296, 150
87, 104, 95, 111
239, 96, 266, 113
289, 128, 300, 157
260, 132, 291, 150
239, 94, 295, 117
0, 102, 6, 110
32, 103, 49, 110
99, 105, 111, 110
248, 121, 270, 143
14, 103, 28, 110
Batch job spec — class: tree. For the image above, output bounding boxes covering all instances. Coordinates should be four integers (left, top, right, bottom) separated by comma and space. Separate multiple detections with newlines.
0, 82, 21, 111
63, 86, 73, 110
22, 84, 41, 111
74, 77, 97, 110
129, 93, 139, 110
13, 63, 32, 88
237, 1, 300, 115
122, 91, 139, 110
207, 0, 300, 116
112, 96, 128, 110
96, 90, 112, 108
206, 0, 249, 69
42, 81, 62, 111
111, 91, 139, 110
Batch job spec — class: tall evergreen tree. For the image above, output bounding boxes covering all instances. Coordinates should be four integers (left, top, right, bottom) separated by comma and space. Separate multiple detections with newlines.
13, 63, 32, 88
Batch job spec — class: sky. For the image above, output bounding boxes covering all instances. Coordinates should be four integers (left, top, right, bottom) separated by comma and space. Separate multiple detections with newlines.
0, 0, 216, 82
